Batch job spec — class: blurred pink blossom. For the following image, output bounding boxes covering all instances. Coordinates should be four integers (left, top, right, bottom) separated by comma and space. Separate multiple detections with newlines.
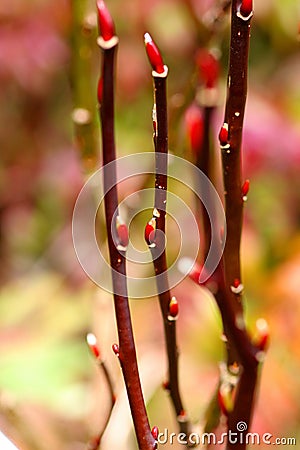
243, 94, 300, 173
0, 13, 69, 94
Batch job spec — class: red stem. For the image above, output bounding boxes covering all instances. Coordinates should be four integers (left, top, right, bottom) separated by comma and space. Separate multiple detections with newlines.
195, 105, 214, 262
219, 2, 258, 448
86, 333, 116, 449
98, 32, 155, 450
145, 48, 191, 437
220, 0, 253, 318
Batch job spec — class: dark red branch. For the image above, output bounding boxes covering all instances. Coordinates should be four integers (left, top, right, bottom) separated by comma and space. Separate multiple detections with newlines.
188, 48, 220, 262
218, 2, 258, 448
97, 9, 155, 450
195, 104, 214, 262
220, 0, 253, 318
226, 367, 258, 450
186, 2, 260, 440
214, 266, 258, 370
86, 333, 116, 449
144, 35, 191, 439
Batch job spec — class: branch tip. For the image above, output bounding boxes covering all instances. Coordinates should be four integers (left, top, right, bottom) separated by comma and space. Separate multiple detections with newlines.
239, 0, 253, 19
254, 318, 270, 351
185, 104, 204, 155
145, 218, 156, 247
167, 296, 179, 321
87, 333, 101, 359
96, 0, 115, 41
144, 32, 165, 74
242, 179, 250, 201
196, 48, 220, 89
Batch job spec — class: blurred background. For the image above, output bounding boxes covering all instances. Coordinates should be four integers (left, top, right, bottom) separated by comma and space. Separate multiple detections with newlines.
0, 0, 300, 449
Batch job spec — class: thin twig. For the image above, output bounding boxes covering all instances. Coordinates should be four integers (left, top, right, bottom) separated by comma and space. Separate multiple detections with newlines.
194, 104, 214, 262
144, 33, 192, 440
182, 0, 231, 43
192, 47, 220, 261
86, 333, 116, 450
96, 3, 155, 450
71, 0, 99, 171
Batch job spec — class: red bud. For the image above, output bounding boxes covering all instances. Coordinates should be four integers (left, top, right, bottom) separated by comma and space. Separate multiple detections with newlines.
240, 0, 253, 18
231, 279, 244, 294
168, 296, 179, 319
219, 123, 229, 146
254, 319, 270, 351
162, 380, 170, 391
145, 218, 156, 246
112, 343, 119, 356
257, 334, 269, 352
242, 179, 250, 198
96, 0, 115, 41
185, 104, 204, 155
196, 49, 219, 89
233, 278, 240, 289
144, 33, 165, 74
87, 333, 100, 359
151, 426, 159, 440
